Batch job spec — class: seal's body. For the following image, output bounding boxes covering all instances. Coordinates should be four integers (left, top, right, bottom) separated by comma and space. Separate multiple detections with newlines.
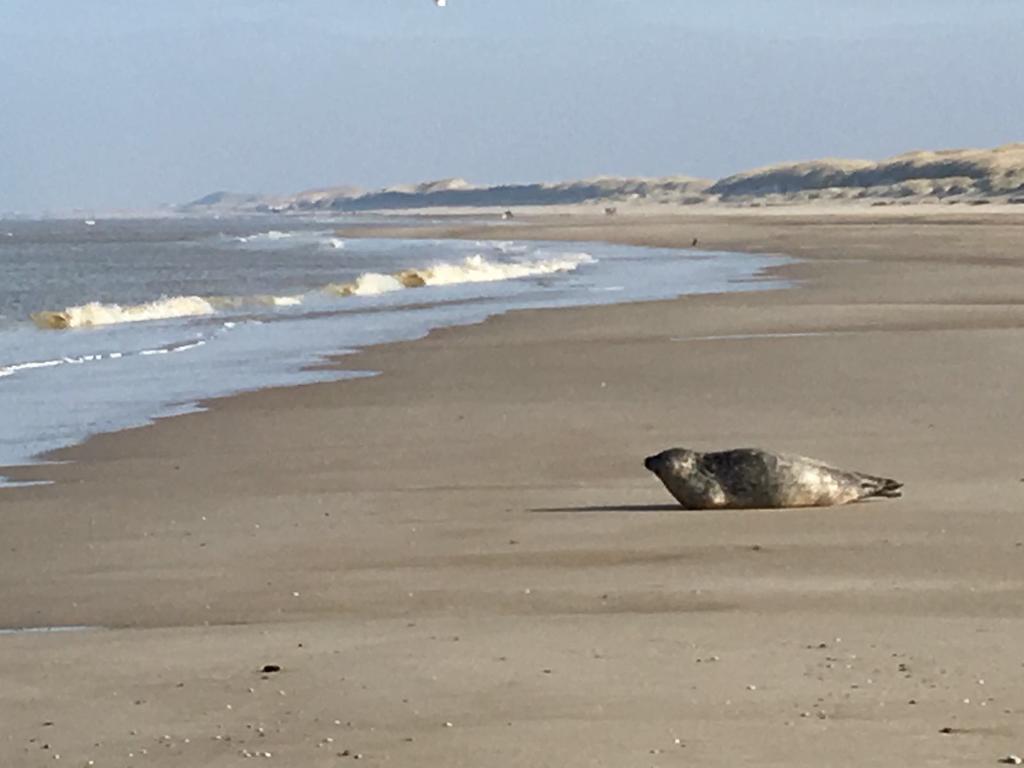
644, 447, 902, 509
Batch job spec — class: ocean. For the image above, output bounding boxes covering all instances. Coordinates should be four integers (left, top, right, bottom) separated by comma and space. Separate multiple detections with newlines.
0, 216, 790, 484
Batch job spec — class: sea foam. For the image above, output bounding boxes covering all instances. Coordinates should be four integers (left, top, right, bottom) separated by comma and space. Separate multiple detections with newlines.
234, 230, 291, 244
30, 252, 594, 329
327, 272, 406, 297
402, 252, 593, 285
329, 253, 594, 296
0, 338, 212, 380
32, 296, 217, 330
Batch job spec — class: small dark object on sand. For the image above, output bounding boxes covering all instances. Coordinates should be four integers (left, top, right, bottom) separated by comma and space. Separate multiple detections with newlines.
261, 664, 282, 674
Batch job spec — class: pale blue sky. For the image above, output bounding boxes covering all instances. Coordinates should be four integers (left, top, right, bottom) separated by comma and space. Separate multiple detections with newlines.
2, 0, 1023, 212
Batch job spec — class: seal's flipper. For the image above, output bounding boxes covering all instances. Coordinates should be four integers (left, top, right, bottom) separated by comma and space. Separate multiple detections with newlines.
856, 474, 903, 499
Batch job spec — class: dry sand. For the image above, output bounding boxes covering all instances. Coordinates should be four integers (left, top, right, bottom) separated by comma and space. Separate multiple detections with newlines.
2, 210, 1024, 766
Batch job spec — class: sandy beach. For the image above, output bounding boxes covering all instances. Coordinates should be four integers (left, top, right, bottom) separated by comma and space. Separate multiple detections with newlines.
2, 210, 1024, 766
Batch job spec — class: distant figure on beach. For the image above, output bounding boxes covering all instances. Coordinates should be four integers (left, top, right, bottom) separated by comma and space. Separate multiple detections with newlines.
501, 210, 514, 220
644, 447, 902, 509
604, 206, 618, 216
691, 237, 699, 247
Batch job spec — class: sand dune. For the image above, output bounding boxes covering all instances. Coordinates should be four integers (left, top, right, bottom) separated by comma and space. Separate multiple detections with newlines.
182, 176, 712, 213
709, 142, 1024, 202
183, 143, 1024, 213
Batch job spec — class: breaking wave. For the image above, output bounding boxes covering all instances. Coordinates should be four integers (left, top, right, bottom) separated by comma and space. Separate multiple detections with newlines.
30, 252, 594, 329
405, 252, 593, 285
234, 230, 291, 243
327, 253, 594, 296
32, 296, 217, 330
327, 272, 405, 297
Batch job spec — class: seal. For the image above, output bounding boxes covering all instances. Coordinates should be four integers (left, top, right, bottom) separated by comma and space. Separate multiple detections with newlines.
644, 447, 902, 509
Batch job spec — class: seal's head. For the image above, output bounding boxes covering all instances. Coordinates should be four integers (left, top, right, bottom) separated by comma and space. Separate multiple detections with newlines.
644, 447, 698, 478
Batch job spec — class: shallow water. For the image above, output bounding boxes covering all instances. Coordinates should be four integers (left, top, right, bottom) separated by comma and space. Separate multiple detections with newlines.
0, 216, 792, 484
0, 625, 97, 636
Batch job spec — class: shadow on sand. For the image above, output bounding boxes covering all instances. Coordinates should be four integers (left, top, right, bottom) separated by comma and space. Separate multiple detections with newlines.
530, 504, 682, 514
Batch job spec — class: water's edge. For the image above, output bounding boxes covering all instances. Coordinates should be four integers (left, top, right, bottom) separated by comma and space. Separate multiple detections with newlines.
0, 242, 795, 488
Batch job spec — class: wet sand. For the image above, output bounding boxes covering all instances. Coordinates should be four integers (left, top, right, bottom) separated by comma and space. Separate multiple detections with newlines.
2, 210, 1024, 766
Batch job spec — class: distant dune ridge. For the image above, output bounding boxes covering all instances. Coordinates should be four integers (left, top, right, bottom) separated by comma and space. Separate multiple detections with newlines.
709, 143, 1024, 201
184, 143, 1024, 213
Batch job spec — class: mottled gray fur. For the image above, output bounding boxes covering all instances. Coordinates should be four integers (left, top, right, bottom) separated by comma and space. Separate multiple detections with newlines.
644, 447, 902, 509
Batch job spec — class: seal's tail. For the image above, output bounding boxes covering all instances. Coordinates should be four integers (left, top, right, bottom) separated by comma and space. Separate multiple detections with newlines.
857, 473, 903, 499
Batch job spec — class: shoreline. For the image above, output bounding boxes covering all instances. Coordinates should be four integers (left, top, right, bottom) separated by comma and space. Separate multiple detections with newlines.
0, 233, 791, 488
10, 203, 1021, 487
3, 209, 1024, 767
